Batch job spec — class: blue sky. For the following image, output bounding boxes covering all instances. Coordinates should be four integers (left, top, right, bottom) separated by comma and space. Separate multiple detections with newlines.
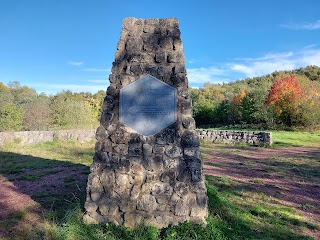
1, 0, 320, 94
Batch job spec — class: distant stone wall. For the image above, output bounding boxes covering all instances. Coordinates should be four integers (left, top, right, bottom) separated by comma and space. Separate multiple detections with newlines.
0, 129, 272, 147
196, 129, 272, 146
0, 130, 96, 147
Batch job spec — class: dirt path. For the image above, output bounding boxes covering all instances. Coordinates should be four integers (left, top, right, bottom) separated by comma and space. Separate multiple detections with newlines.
0, 165, 87, 238
0, 176, 39, 219
203, 145, 320, 239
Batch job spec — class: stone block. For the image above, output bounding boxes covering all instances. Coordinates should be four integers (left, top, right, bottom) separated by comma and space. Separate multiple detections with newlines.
143, 144, 153, 156
124, 211, 143, 229
144, 212, 175, 228
165, 145, 182, 158
85, 201, 98, 213
178, 98, 192, 115
99, 200, 119, 217
159, 37, 173, 49
126, 38, 143, 52
90, 190, 103, 202
155, 50, 166, 63
83, 214, 100, 224
142, 35, 159, 51
174, 182, 189, 197
95, 126, 108, 141
163, 157, 179, 169
182, 117, 196, 130
167, 52, 185, 63
137, 194, 158, 212
143, 154, 163, 172
153, 145, 165, 154
130, 185, 141, 200
160, 170, 176, 184
181, 131, 200, 148
183, 147, 200, 158
113, 144, 128, 156
174, 199, 189, 216
144, 65, 158, 76
130, 64, 143, 75
128, 143, 143, 157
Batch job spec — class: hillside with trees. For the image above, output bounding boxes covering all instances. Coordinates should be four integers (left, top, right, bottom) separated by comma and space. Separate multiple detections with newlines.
191, 65, 320, 130
1, 65, 320, 132
0, 82, 105, 131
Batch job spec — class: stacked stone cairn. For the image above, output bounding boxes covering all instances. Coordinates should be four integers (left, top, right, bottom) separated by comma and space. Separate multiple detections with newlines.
84, 18, 208, 228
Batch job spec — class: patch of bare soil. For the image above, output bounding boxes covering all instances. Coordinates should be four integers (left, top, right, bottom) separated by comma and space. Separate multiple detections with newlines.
203, 146, 320, 239
0, 165, 88, 238
0, 176, 38, 220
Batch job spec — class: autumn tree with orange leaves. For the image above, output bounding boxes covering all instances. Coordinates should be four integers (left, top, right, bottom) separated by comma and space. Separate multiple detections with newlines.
265, 75, 303, 126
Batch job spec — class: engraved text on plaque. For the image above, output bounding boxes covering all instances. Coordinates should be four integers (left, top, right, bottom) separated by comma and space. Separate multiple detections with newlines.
120, 74, 177, 136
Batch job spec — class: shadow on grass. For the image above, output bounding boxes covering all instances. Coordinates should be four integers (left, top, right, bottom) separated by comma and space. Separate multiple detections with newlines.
264, 159, 320, 180
272, 141, 301, 148
205, 176, 316, 240
0, 151, 89, 221
293, 148, 320, 160
202, 143, 262, 152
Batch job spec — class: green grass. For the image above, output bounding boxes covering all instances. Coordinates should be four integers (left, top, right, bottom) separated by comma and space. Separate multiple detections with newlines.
0, 138, 319, 239
205, 176, 318, 237
14, 211, 28, 220
271, 131, 320, 147
1, 140, 94, 166
64, 176, 76, 183
15, 170, 61, 181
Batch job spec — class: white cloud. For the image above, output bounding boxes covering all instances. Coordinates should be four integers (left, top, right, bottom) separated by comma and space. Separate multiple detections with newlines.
187, 46, 320, 87
83, 68, 110, 72
230, 60, 295, 78
68, 61, 83, 66
230, 48, 320, 78
280, 20, 320, 30
187, 67, 230, 86
300, 49, 320, 66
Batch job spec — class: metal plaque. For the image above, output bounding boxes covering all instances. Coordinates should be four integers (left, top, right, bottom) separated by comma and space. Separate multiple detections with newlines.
120, 75, 177, 136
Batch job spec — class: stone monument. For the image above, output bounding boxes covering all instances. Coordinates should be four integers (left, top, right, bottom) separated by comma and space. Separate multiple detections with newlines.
84, 17, 208, 228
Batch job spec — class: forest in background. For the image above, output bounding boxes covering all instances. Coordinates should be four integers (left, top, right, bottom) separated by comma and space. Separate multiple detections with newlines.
191, 65, 320, 130
0, 82, 105, 131
1, 65, 320, 132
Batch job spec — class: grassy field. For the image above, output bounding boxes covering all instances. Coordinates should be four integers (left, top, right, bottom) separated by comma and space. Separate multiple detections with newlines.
0, 131, 319, 239
271, 131, 320, 147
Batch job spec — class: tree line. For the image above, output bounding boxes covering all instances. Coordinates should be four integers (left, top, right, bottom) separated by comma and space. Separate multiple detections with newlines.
0, 81, 105, 131
191, 65, 320, 130
1, 65, 320, 132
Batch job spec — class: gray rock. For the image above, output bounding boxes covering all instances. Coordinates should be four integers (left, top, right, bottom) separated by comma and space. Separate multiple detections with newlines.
181, 131, 200, 148
174, 199, 189, 216
165, 145, 182, 158
143, 144, 153, 156
137, 194, 158, 211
